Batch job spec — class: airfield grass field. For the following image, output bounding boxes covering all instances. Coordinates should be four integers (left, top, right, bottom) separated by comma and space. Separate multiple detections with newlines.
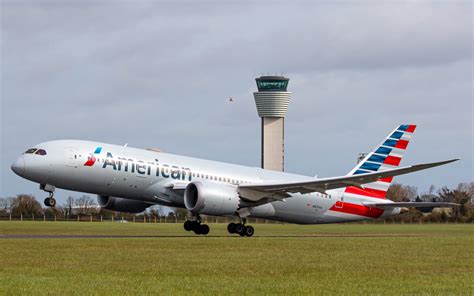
0, 222, 473, 295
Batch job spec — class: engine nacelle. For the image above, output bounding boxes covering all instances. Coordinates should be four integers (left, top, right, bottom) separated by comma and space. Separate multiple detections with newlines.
97, 195, 150, 213
184, 181, 240, 216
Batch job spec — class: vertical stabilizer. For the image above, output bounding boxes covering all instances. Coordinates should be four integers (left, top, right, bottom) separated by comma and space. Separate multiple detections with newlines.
344, 124, 417, 199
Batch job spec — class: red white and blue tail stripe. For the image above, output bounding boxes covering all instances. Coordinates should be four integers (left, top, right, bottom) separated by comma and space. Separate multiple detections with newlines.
344, 124, 417, 200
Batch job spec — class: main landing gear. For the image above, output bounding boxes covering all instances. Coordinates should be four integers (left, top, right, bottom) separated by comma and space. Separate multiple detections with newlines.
183, 215, 210, 235
227, 218, 254, 237
40, 184, 56, 208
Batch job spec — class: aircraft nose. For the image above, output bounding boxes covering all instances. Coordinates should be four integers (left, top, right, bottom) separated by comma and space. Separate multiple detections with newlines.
11, 156, 25, 176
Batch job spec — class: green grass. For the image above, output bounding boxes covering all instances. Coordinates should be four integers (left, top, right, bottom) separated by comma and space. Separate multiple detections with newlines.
0, 222, 473, 295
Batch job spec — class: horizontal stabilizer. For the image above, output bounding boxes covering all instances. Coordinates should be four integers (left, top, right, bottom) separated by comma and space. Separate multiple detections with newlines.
363, 202, 459, 208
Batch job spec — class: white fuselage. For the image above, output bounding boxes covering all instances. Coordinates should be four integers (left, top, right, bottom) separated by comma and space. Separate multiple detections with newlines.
12, 140, 398, 224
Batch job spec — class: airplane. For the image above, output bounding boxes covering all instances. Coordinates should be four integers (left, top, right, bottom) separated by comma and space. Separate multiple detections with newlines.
11, 124, 458, 237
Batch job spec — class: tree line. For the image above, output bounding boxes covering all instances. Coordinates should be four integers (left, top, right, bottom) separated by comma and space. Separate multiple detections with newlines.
0, 182, 472, 223
0, 193, 186, 221
385, 182, 473, 223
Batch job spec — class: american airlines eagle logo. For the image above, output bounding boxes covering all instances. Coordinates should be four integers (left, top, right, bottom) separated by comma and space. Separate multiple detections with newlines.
84, 147, 102, 166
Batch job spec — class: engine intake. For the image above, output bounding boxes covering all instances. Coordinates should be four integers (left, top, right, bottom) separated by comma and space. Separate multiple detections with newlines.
97, 195, 150, 213
184, 181, 240, 216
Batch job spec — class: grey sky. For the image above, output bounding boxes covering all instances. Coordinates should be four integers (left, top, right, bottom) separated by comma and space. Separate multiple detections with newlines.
1, 1, 472, 204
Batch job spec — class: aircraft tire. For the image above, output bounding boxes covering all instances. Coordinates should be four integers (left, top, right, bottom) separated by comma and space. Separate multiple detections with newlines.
193, 226, 202, 235
44, 197, 56, 207
227, 223, 236, 234
184, 220, 193, 231
200, 224, 210, 235
234, 223, 244, 234
244, 225, 254, 237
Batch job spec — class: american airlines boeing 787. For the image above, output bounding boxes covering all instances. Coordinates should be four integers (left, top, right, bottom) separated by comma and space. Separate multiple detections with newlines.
11, 125, 457, 236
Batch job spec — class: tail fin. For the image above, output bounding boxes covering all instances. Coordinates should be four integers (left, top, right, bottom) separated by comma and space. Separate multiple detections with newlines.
344, 124, 417, 199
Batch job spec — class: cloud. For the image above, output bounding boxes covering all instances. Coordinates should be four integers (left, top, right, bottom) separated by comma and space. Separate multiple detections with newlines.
1, 1, 472, 202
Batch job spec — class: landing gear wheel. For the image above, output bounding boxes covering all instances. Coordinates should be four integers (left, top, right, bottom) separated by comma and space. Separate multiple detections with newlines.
235, 223, 244, 234
200, 224, 210, 235
44, 197, 56, 207
227, 223, 236, 234
184, 220, 193, 231
193, 225, 202, 235
244, 225, 254, 237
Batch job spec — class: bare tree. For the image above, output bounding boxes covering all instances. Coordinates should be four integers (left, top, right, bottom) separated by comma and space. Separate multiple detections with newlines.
75, 195, 97, 215
63, 196, 75, 216
0, 198, 7, 211
438, 184, 472, 218
148, 207, 161, 219
0, 197, 15, 214
0, 198, 8, 216
44, 206, 63, 218
173, 208, 187, 221
386, 183, 418, 202
419, 185, 438, 202
11, 194, 43, 216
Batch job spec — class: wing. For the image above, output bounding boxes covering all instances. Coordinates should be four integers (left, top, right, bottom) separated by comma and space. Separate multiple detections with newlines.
363, 202, 459, 208
238, 159, 458, 201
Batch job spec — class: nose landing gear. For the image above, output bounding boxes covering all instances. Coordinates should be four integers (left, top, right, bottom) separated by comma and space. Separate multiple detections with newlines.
40, 184, 56, 208
44, 194, 56, 207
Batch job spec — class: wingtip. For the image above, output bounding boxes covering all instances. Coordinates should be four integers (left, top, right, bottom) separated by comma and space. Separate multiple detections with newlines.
414, 158, 459, 169
436, 159, 459, 166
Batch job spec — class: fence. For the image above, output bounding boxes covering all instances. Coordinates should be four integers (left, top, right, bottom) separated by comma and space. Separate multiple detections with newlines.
0, 214, 280, 224
0, 213, 471, 224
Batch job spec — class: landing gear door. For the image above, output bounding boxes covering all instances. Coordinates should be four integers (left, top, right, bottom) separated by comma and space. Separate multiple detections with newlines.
66, 148, 79, 168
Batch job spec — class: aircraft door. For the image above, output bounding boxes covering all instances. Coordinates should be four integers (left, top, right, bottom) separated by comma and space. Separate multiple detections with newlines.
66, 148, 79, 168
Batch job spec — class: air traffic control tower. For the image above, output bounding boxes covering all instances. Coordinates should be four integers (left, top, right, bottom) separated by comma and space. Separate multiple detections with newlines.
253, 76, 291, 171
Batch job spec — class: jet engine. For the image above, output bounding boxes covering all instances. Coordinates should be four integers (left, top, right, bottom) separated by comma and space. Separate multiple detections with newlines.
97, 195, 150, 213
184, 181, 240, 215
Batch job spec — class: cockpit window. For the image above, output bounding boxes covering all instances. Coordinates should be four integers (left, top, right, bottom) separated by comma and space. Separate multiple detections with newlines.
35, 149, 47, 155
24, 148, 37, 154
